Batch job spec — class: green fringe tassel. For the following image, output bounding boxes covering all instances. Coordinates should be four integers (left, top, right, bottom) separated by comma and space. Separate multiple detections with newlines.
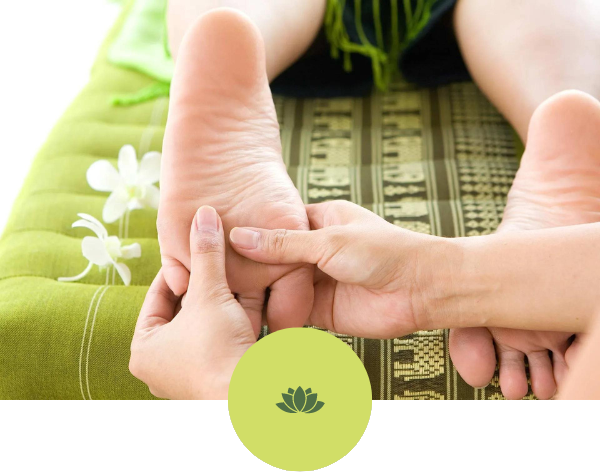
325, 0, 436, 91
111, 81, 170, 106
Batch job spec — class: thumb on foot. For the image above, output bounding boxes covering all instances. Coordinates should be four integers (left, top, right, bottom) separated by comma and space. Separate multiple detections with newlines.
187, 206, 230, 304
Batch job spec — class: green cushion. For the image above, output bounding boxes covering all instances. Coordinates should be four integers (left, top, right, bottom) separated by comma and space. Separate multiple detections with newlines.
0, 3, 523, 399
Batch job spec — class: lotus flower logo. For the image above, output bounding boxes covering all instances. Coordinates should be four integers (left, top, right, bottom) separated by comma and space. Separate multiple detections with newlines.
277, 386, 324, 414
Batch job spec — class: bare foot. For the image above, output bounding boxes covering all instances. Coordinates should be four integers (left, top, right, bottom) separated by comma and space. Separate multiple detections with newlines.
158, 8, 313, 336
450, 90, 600, 399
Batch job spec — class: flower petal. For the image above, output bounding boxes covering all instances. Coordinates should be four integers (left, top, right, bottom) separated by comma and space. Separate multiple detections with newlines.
118, 144, 138, 186
303, 393, 318, 413
138, 151, 161, 185
127, 199, 144, 211
282, 393, 295, 412
120, 243, 142, 260
104, 236, 123, 260
293, 386, 306, 412
276, 403, 296, 414
103, 187, 129, 223
305, 401, 324, 413
114, 262, 132, 286
140, 184, 160, 210
76, 213, 108, 239
58, 261, 93, 283
86, 160, 122, 192
81, 236, 111, 266
72, 220, 104, 239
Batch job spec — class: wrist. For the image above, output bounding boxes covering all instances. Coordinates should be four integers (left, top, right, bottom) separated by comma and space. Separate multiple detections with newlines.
411, 235, 489, 331
194, 375, 230, 400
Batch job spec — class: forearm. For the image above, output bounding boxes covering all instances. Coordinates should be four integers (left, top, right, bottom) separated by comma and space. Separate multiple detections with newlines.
424, 223, 600, 333
167, 0, 326, 80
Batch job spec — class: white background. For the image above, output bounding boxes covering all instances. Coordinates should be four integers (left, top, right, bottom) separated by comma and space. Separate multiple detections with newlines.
0, 1, 121, 233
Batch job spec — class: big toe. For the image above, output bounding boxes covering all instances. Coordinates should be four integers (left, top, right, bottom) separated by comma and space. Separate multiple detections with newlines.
526, 90, 600, 164
162, 7, 281, 190
449, 328, 497, 389
169, 8, 275, 126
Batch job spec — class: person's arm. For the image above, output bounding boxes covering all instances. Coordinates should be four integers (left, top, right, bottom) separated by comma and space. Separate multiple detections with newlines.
430, 223, 600, 333
230, 201, 600, 337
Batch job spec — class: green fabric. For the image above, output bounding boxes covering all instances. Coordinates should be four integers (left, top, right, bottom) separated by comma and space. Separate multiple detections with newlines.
107, 0, 442, 104
108, 0, 172, 104
0, 1, 163, 399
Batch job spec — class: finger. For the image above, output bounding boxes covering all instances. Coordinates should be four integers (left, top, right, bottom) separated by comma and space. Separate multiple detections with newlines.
229, 226, 326, 265
526, 350, 556, 400
161, 255, 190, 296
497, 346, 529, 400
305, 200, 378, 229
135, 269, 179, 334
237, 290, 265, 338
188, 206, 230, 303
266, 265, 314, 332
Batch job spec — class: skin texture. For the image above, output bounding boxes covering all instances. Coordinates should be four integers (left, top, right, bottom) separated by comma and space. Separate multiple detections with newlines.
452, 0, 600, 398
158, 9, 314, 336
231, 200, 437, 339
230, 200, 600, 336
160, 1, 600, 398
449, 91, 600, 399
133, 204, 600, 399
167, 0, 326, 81
130, 207, 256, 400
454, 0, 600, 142
560, 317, 600, 399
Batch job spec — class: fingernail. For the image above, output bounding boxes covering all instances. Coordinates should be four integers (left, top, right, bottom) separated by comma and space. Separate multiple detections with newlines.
230, 227, 259, 249
196, 206, 218, 232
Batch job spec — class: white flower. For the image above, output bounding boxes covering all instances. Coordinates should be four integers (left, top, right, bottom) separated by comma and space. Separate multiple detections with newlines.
58, 214, 141, 286
87, 144, 161, 223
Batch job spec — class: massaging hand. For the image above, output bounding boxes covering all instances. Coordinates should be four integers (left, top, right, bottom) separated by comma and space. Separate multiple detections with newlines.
130, 206, 256, 399
229, 200, 440, 339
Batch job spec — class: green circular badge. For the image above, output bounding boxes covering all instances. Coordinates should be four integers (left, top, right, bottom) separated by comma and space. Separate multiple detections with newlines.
228, 328, 372, 471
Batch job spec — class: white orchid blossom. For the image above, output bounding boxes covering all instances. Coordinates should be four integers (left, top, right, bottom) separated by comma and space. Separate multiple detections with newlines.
86, 144, 161, 223
58, 213, 141, 286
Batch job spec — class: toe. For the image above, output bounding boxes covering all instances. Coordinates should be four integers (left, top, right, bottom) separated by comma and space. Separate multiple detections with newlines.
161, 256, 190, 297
266, 265, 314, 332
552, 352, 570, 392
527, 90, 600, 165
497, 346, 529, 400
173, 8, 270, 107
449, 328, 497, 388
526, 350, 556, 400
237, 291, 266, 339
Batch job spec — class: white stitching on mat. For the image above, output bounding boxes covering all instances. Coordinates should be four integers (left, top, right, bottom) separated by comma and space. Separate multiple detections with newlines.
79, 285, 104, 400
80, 97, 167, 400
85, 285, 110, 400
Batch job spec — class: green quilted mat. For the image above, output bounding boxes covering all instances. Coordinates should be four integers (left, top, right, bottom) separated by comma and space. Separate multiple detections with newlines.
0, 5, 523, 400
